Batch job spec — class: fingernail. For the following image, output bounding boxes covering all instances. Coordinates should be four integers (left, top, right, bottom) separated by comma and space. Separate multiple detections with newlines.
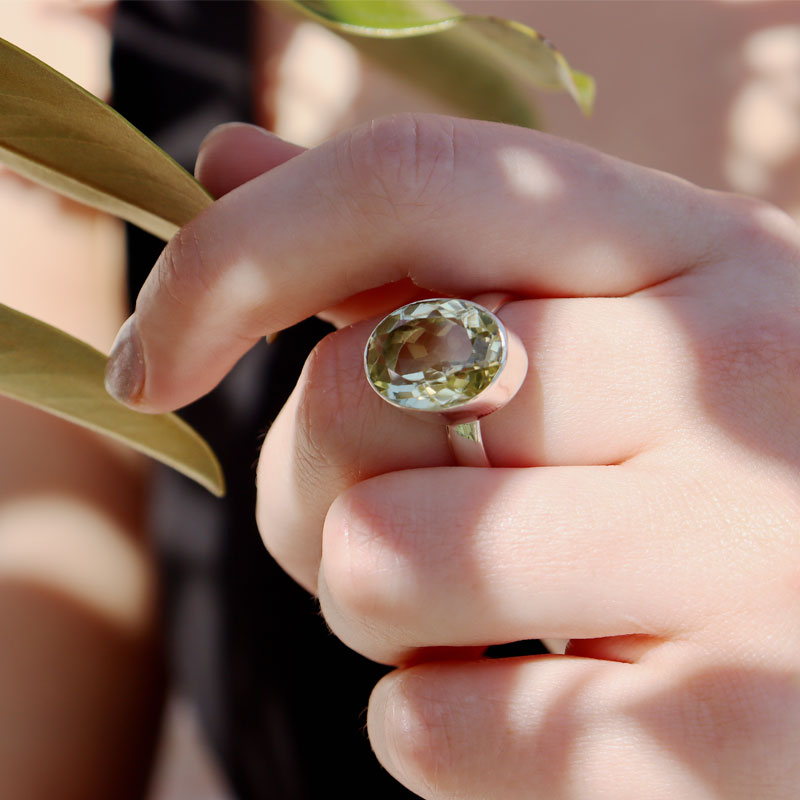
198, 122, 285, 154
105, 315, 145, 405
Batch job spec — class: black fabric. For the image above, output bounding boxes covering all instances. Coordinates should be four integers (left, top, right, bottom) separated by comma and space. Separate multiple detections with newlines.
111, 3, 420, 797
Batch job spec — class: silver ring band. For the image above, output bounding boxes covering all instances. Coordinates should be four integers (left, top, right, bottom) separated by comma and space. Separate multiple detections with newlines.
447, 421, 491, 467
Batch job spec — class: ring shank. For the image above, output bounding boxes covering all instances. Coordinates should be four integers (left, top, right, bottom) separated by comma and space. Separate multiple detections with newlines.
447, 422, 491, 468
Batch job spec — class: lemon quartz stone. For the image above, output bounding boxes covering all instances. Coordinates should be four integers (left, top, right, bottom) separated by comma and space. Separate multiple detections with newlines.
365, 298, 506, 410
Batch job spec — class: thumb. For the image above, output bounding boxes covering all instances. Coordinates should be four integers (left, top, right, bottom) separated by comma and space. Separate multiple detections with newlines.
195, 122, 306, 198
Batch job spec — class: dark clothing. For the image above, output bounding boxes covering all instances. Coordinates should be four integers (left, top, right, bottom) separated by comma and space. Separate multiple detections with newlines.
112, 3, 416, 797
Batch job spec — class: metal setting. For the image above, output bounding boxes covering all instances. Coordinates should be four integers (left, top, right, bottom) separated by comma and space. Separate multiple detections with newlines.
364, 293, 526, 466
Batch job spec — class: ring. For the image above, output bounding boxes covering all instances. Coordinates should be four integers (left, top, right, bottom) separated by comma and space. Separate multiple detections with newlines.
364, 294, 527, 467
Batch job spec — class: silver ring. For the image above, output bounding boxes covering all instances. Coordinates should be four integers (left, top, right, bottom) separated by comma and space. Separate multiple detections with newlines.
364, 294, 527, 467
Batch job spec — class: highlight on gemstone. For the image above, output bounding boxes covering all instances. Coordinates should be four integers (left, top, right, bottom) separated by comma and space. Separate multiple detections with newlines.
364, 298, 506, 411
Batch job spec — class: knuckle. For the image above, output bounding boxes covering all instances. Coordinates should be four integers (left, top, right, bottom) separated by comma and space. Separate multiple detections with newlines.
544, 136, 629, 205
691, 206, 800, 457
322, 506, 393, 625
304, 332, 371, 462
152, 225, 212, 310
334, 113, 459, 220
292, 330, 374, 500
153, 242, 186, 310
294, 338, 352, 486
378, 672, 458, 795
714, 192, 800, 263
698, 308, 800, 452
722, 192, 793, 232
321, 488, 418, 636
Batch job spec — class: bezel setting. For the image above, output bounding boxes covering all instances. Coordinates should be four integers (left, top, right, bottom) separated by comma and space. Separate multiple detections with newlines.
364, 297, 525, 425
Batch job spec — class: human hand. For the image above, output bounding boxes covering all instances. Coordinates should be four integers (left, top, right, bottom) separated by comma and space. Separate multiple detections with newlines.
107, 114, 800, 799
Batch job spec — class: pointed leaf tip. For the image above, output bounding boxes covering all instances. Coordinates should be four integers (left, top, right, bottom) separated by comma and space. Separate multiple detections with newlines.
0, 303, 225, 496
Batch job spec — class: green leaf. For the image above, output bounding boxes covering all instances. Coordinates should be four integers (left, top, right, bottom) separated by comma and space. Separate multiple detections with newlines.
0, 36, 212, 241
0, 303, 224, 497
0, 39, 222, 493
285, 0, 595, 126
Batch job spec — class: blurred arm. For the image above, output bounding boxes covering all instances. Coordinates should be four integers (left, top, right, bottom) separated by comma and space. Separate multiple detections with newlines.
0, 4, 163, 798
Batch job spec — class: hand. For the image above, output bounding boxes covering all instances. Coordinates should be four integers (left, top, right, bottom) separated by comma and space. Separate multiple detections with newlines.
107, 114, 800, 799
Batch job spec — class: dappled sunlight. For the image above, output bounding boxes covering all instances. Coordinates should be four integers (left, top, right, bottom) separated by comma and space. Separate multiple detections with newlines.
0, 0, 113, 99
0, 169, 126, 353
0, 493, 154, 633
496, 146, 566, 200
725, 26, 800, 195
270, 22, 362, 147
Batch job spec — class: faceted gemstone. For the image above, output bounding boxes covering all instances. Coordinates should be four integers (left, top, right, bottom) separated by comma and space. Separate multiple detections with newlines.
365, 298, 506, 410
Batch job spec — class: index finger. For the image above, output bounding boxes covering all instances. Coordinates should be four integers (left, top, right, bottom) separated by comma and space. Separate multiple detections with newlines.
106, 113, 731, 413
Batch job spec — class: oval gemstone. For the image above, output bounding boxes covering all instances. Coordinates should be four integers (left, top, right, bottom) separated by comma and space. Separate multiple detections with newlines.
365, 298, 506, 410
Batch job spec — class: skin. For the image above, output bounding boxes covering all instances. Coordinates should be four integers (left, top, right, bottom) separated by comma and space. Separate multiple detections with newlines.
0, 3, 162, 798
106, 112, 800, 798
